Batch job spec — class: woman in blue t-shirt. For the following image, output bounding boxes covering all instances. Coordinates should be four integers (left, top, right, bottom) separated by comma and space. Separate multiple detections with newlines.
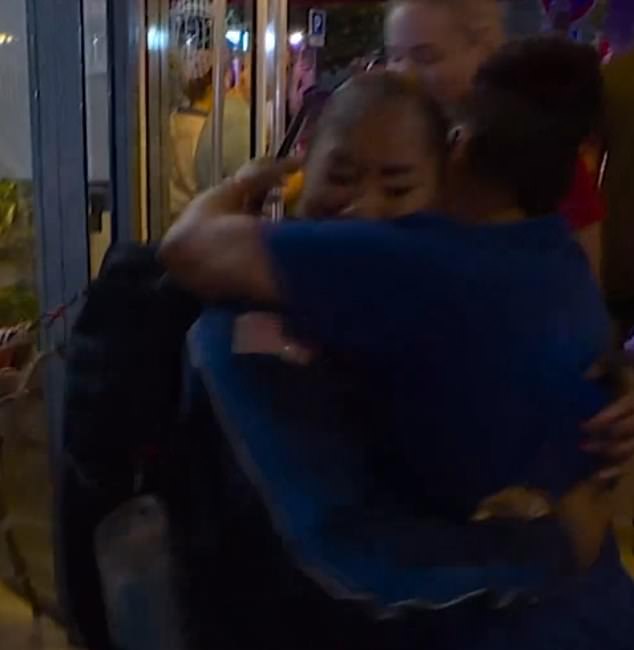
162, 40, 634, 649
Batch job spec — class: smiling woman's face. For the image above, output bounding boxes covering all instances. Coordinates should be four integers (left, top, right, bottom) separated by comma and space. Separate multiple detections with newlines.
384, 1, 504, 110
296, 99, 443, 221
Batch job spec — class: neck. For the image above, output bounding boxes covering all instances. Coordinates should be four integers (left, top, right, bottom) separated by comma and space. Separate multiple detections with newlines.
446, 174, 525, 225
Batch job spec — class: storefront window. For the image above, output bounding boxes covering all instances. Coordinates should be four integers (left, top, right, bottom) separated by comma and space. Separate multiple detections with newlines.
85, 0, 112, 277
0, 2, 38, 331
0, 0, 57, 621
152, 0, 252, 230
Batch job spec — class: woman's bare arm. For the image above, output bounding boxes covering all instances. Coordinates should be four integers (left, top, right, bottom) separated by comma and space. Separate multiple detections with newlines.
161, 210, 278, 304
160, 158, 298, 303
473, 481, 612, 570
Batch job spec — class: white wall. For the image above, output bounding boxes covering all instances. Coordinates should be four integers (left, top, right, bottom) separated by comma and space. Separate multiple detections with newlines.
0, 0, 32, 180
0, 0, 110, 182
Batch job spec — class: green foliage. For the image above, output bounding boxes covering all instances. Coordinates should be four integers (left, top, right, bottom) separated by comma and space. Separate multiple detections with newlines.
0, 286, 39, 326
0, 180, 18, 238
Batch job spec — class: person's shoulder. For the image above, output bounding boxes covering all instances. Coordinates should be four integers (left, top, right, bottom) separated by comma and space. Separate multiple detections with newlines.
274, 213, 459, 240
265, 218, 387, 254
266, 214, 455, 261
272, 215, 395, 235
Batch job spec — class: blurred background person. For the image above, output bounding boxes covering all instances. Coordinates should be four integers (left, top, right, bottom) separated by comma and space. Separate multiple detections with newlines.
194, 74, 250, 192
289, 45, 317, 119
384, 0, 606, 280
169, 0, 214, 221
169, 0, 250, 222
168, 51, 213, 222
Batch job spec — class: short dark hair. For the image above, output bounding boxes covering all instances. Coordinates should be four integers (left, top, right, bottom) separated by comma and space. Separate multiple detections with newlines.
467, 36, 603, 216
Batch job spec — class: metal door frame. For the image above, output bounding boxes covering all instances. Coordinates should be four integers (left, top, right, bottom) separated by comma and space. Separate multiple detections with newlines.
26, 0, 90, 454
108, 0, 146, 241
252, 0, 268, 157
26, 0, 91, 617
24, 0, 154, 622
146, 0, 172, 240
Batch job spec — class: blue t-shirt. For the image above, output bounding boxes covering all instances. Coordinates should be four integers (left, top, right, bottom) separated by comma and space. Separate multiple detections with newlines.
188, 212, 612, 609
263, 214, 611, 515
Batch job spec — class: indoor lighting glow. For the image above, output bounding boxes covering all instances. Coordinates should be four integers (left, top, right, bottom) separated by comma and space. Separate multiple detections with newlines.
147, 26, 168, 51
265, 28, 275, 53
226, 29, 241, 46
288, 31, 304, 46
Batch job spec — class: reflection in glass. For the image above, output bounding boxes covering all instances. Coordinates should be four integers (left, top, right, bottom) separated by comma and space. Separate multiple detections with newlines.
163, 0, 251, 225
84, 0, 112, 278
0, 0, 58, 628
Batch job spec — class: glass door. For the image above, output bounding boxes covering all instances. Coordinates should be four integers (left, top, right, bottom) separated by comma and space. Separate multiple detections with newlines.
143, 0, 292, 237
1, 0, 94, 637
0, 0, 57, 616
85, 0, 113, 277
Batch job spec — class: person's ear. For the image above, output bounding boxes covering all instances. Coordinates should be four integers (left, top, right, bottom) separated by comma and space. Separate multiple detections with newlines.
448, 123, 471, 165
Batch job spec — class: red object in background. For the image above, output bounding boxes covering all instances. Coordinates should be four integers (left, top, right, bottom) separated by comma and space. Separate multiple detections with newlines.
598, 37, 613, 63
541, 0, 596, 23
559, 157, 606, 231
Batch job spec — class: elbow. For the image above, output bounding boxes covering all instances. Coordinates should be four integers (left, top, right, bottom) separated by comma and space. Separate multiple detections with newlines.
159, 214, 270, 303
158, 225, 186, 278
158, 213, 240, 301
158, 217, 210, 297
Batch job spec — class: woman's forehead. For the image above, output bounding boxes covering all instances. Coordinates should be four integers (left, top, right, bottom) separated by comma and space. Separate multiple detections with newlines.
385, 2, 464, 47
330, 105, 421, 141
315, 120, 430, 168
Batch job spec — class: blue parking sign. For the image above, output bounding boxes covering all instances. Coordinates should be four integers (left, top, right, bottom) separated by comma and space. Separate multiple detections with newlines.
308, 8, 326, 47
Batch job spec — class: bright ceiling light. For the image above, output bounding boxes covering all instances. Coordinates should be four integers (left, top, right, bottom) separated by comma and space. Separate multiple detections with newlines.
147, 26, 168, 51
226, 29, 241, 46
289, 31, 303, 47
